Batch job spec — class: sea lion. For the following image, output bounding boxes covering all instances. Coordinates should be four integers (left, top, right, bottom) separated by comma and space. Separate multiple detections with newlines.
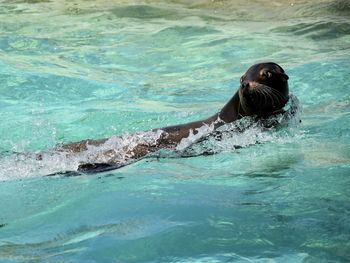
43, 62, 290, 175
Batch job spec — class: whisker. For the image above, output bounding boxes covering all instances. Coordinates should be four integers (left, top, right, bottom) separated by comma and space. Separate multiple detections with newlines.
263, 89, 276, 107
261, 89, 270, 106
259, 86, 286, 107
264, 88, 281, 105
256, 88, 272, 107
244, 83, 289, 115
269, 87, 288, 105
267, 86, 288, 101
252, 89, 263, 106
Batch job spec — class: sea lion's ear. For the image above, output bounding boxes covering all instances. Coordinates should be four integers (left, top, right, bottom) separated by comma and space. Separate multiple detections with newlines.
279, 73, 289, 80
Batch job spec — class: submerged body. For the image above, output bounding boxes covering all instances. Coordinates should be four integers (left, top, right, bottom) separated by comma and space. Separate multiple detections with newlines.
44, 62, 290, 174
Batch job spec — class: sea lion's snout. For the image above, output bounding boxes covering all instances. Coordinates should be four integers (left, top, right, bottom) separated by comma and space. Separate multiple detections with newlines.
241, 80, 249, 90
240, 80, 260, 91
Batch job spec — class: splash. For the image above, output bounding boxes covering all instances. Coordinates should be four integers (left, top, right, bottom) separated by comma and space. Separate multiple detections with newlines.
0, 94, 301, 181
71, 129, 164, 164
169, 93, 302, 157
175, 121, 216, 151
0, 130, 164, 180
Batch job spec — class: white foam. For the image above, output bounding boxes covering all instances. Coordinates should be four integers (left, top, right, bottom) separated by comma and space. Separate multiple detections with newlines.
175, 121, 216, 151
0, 94, 301, 181
0, 129, 164, 180
77, 129, 164, 164
176, 93, 302, 156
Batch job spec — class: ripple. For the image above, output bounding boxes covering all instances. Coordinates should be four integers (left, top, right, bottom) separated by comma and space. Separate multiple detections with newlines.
111, 5, 178, 19
272, 21, 350, 40
0, 218, 184, 261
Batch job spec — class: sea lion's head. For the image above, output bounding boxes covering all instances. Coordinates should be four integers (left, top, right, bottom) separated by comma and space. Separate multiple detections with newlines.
239, 62, 289, 117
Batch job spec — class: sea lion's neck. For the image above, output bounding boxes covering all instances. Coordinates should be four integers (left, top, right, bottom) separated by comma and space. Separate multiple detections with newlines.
217, 91, 243, 124
157, 90, 243, 146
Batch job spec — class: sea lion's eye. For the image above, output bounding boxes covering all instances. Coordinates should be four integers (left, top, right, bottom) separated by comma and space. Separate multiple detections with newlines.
263, 71, 272, 78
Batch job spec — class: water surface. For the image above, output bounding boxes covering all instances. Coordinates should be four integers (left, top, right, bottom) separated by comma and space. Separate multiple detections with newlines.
0, 0, 349, 262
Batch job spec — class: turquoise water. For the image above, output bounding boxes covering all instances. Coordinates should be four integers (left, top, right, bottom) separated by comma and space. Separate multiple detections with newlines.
0, 0, 350, 262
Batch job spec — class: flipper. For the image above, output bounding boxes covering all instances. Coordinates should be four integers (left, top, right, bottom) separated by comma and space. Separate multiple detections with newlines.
77, 163, 126, 174
44, 163, 126, 177
46, 170, 85, 177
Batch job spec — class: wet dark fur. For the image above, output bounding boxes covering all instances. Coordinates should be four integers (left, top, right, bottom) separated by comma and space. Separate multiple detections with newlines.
48, 62, 290, 175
